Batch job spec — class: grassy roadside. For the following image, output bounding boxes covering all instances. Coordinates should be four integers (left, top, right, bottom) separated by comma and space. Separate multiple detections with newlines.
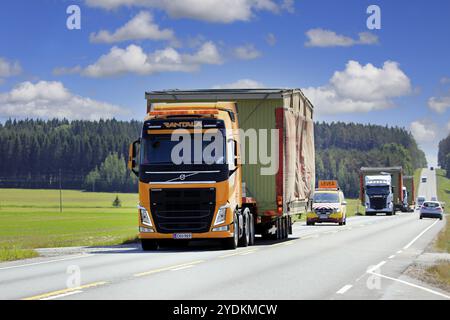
435, 169, 449, 252
0, 189, 138, 262
424, 169, 450, 290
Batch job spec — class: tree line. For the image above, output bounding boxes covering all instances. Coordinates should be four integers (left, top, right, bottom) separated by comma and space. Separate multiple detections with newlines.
0, 119, 427, 195
314, 122, 427, 197
438, 134, 450, 178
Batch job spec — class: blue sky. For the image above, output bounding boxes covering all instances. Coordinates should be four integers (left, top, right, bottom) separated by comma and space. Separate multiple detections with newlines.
0, 0, 449, 165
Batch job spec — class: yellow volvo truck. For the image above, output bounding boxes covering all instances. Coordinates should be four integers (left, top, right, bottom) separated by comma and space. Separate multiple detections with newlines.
128, 89, 315, 250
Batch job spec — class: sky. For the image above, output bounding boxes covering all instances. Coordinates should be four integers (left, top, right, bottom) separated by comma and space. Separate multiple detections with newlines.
0, 0, 449, 166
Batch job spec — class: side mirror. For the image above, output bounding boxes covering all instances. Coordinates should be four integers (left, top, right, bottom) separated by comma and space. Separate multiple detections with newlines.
342, 201, 347, 206
128, 139, 140, 176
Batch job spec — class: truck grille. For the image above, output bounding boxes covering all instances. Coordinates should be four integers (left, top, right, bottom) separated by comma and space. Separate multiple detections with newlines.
150, 188, 216, 233
369, 196, 387, 210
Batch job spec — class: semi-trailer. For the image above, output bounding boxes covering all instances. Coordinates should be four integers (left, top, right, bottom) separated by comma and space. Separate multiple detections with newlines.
128, 89, 316, 250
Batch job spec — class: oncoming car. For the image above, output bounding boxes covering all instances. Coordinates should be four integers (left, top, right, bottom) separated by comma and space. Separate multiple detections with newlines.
420, 201, 443, 220
307, 181, 347, 226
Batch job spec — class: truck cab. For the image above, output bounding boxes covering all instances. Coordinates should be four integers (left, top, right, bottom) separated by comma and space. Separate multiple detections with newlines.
307, 180, 347, 226
129, 102, 246, 250
364, 175, 395, 216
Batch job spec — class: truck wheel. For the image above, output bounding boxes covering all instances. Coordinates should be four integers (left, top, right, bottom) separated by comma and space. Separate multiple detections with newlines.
284, 218, 288, 238
276, 219, 282, 240
141, 239, 158, 251
239, 210, 250, 247
223, 212, 239, 250
249, 213, 255, 246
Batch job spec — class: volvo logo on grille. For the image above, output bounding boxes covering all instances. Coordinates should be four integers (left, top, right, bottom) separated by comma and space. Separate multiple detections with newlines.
179, 174, 186, 181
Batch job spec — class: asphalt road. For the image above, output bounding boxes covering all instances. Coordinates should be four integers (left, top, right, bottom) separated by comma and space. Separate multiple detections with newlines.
0, 168, 448, 300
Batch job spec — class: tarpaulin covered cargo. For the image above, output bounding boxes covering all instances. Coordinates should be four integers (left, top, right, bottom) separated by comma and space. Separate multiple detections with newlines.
145, 89, 315, 216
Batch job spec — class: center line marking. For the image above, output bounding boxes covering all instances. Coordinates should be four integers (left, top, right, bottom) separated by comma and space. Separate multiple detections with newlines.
171, 265, 194, 271
388, 255, 395, 259
23, 281, 107, 300
219, 250, 258, 258
134, 260, 205, 277
40, 290, 83, 300
336, 284, 353, 294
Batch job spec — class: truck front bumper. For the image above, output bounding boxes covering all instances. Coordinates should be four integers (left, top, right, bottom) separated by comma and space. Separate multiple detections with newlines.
139, 227, 234, 240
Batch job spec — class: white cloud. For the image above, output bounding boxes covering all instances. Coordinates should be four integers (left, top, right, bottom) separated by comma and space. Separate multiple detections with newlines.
428, 95, 450, 113
440, 77, 450, 84
85, 0, 287, 23
57, 42, 223, 78
281, 0, 295, 13
233, 44, 261, 60
213, 79, 265, 89
302, 60, 412, 114
90, 11, 176, 44
0, 81, 128, 120
266, 33, 277, 46
305, 29, 378, 47
0, 57, 22, 83
410, 120, 437, 143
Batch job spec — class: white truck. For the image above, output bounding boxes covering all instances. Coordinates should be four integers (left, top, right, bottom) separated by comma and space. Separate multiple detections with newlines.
363, 175, 395, 216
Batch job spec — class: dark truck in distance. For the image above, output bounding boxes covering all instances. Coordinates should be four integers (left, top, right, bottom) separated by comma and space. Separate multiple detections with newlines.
360, 167, 405, 216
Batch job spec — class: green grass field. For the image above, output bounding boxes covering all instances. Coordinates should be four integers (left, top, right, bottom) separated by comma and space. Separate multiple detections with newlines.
0, 189, 138, 262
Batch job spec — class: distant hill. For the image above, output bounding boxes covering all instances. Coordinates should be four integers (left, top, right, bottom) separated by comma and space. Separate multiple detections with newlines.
0, 119, 427, 195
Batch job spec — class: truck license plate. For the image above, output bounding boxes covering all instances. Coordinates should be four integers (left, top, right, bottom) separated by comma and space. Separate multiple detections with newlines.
320, 214, 328, 220
173, 233, 192, 240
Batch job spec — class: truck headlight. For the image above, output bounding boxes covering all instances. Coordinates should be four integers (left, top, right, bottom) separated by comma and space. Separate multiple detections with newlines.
214, 204, 230, 226
332, 208, 340, 213
138, 205, 153, 227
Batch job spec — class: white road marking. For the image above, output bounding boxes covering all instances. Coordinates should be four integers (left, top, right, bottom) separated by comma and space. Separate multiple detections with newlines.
40, 290, 83, 300
0, 254, 94, 271
369, 270, 450, 299
336, 284, 353, 294
367, 261, 386, 274
403, 219, 439, 250
388, 255, 395, 259
397, 250, 403, 254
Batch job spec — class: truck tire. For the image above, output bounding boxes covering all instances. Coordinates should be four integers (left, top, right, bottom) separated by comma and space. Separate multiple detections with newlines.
239, 210, 250, 247
249, 213, 255, 246
141, 239, 158, 251
223, 212, 239, 250
288, 217, 293, 234
284, 218, 289, 239
276, 219, 282, 240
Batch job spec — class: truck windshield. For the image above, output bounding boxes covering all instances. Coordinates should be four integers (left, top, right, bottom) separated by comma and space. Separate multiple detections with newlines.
366, 185, 390, 195
313, 193, 339, 203
141, 133, 226, 165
